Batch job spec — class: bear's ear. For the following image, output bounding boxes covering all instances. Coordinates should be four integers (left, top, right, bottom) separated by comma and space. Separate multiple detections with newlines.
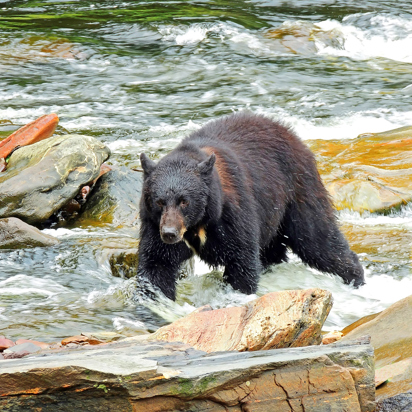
140, 153, 156, 177
197, 153, 216, 175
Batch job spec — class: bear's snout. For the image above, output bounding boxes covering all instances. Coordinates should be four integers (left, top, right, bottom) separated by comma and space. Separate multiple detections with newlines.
161, 226, 180, 244
160, 208, 186, 244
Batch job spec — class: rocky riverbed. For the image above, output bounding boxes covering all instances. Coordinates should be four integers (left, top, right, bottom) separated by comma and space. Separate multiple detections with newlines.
1, 115, 412, 410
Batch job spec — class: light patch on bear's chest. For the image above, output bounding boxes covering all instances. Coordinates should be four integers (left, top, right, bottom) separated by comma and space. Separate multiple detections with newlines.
183, 226, 207, 255
198, 226, 207, 246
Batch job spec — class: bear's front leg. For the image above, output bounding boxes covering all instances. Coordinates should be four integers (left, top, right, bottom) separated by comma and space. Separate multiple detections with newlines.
223, 248, 261, 295
137, 221, 192, 300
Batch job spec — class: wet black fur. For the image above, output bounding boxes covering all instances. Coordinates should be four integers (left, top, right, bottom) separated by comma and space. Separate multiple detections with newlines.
137, 112, 364, 300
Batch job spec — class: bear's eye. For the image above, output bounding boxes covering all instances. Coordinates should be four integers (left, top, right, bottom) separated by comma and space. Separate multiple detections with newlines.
179, 199, 189, 208
156, 199, 165, 208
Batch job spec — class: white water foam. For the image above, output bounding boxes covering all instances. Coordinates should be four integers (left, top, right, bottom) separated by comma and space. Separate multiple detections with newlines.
315, 14, 412, 63
0, 274, 68, 296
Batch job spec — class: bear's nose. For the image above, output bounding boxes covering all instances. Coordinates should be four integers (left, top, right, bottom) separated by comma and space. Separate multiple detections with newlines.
161, 226, 179, 244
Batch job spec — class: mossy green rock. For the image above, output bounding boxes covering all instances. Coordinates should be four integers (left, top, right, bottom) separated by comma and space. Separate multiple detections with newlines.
0, 134, 110, 225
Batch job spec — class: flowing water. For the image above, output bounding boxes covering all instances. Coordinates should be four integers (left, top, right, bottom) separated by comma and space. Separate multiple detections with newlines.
1, 1, 412, 341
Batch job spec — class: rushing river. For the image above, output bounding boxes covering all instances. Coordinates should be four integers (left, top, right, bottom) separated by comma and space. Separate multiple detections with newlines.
1, 1, 412, 342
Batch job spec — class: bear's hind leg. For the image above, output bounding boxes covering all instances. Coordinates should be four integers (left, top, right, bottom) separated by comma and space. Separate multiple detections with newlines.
284, 203, 365, 287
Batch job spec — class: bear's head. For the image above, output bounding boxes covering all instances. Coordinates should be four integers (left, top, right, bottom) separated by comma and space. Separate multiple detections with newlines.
140, 152, 218, 244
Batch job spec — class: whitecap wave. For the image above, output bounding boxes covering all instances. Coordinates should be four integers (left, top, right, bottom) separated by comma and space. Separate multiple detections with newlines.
316, 14, 412, 63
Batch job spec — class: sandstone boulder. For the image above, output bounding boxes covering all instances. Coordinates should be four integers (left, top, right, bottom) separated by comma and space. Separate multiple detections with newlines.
153, 288, 333, 352
342, 294, 412, 405
0, 134, 110, 225
308, 125, 412, 213
0, 337, 375, 411
0, 217, 59, 249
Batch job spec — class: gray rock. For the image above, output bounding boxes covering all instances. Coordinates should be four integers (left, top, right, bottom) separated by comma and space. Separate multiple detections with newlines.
0, 217, 59, 249
0, 338, 375, 411
4, 342, 42, 355
79, 167, 143, 229
0, 134, 110, 225
376, 391, 412, 412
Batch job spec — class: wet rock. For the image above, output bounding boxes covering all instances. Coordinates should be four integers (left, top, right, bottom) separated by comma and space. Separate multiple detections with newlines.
376, 390, 412, 412
78, 166, 143, 229
2, 36, 84, 63
81, 331, 125, 343
0, 336, 14, 351
266, 21, 345, 56
0, 134, 110, 225
0, 338, 374, 411
0, 113, 59, 160
15, 339, 50, 350
3, 342, 42, 357
342, 294, 412, 405
322, 331, 343, 345
109, 247, 139, 279
0, 217, 59, 249
153, 289, 333, 352
61, 335, 103, 346
308, 125, 412, 213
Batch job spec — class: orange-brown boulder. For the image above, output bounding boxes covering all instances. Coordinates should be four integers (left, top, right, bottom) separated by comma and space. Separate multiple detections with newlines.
153, 288, 332, 352
308, 125, 412, 213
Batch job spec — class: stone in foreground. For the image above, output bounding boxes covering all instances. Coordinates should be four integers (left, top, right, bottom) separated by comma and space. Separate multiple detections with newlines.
0, 338, 374, 411
343, 294, 412, 405
153, 288, 333, 352
0, 134, 110, 225
0, 217, 59, 249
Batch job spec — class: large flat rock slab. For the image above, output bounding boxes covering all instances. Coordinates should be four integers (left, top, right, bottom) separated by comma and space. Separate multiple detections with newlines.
343, 294, 412, 405
0, 338, 374, 411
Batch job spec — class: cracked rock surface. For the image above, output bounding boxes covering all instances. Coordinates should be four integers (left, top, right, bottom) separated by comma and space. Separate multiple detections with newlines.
0, 338, 374, 412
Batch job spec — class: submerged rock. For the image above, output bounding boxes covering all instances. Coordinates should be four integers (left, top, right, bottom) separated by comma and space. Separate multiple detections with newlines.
153, 288, 333, 352
0, 217, 59, 249
78, 166, 143, 229
0, 337, 375, 411
308, 125, 412, 213
0, 134, 110, 225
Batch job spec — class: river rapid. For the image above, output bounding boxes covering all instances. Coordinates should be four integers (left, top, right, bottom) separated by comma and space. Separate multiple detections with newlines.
1, 1, 412, 341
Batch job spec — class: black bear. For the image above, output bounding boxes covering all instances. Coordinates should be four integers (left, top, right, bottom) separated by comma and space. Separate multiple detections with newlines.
137, 112, 364, 300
